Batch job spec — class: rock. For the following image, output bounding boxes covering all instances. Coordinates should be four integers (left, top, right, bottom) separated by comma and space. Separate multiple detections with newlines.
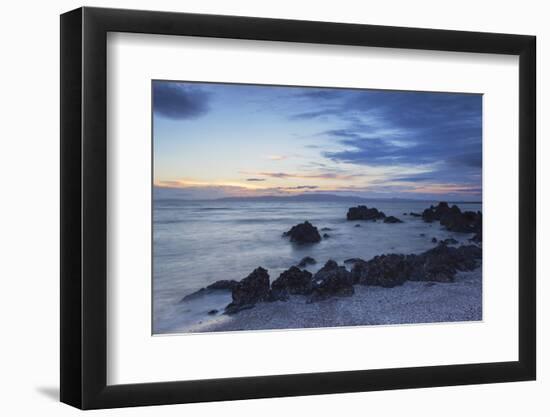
470, 229, 482, 243
283, 221, 321, 244
431, 237, 438, 243
206, 280, 239, 290
383, 216, 403, 224
297, 256, 316, 267
225, 267, 270, 314
321, 227, 333, 231
422, 202, 482, 234
419, 233, 426, 237
403, 212, 408, 215
351, 254, 411, 287
323, 233, 330, 238
409, 212, 422, 217
346, 205, 386, 221
207, 309, 218, 315
441, 238, 459, 245
354, 224, 361, 227
180, 288, 208, 302
344, 257, 365, 265
270, 266, 313, 299
308, 260, 354, 302
408, 244, 482, 283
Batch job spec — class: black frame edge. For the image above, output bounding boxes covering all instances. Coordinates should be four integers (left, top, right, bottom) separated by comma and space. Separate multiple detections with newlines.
60, 6, 537, 410
60, 7, 83, 409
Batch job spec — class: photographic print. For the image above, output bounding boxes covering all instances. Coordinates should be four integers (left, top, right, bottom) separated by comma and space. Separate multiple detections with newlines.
152, 81, 482, 335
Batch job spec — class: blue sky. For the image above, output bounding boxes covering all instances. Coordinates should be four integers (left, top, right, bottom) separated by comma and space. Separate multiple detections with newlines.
153, 80, 482, 201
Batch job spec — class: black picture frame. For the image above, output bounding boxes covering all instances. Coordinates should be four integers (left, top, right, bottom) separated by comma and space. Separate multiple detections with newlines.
60, 6, 536, 410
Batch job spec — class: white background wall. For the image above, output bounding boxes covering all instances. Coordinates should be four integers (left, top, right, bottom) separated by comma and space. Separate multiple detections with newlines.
0, 0, 546, 415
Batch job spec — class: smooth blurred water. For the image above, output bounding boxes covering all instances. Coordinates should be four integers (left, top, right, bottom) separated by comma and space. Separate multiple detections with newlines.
153, 199, 481, 333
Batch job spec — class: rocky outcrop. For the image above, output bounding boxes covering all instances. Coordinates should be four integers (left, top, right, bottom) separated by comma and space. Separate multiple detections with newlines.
283, 221, 321, 244
206, 280, 239, 290
346, 205, 386, 221
270, 266, 313, 300
225, 267, 270, 314
350, 243, 482, 286
422, 202, 482, 238
383, 216, 403, 224
408, 243, 482, 283
308, 260, 354, 302
352, 254, 412, 287
297, 256, 316, 267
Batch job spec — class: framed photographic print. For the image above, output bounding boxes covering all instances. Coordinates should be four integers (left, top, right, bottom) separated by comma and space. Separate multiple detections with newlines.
60, 6, 536, 409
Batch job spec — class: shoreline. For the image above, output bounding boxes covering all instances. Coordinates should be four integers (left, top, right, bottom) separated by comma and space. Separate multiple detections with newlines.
171, 267, 481, 334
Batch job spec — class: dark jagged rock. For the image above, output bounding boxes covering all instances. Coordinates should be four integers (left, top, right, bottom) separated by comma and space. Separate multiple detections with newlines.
321, 227, 333, 231
352, 254, 412, 287
422, 202, 482, 236
297, 256, 316, 267
270, 266, 313, 300
207, 309, 218, 315
323, 233, 330, 238
225, 267, 270, 314
408, 244, 482, 283
403, 213, 408, 215
206, 280, 239, 290
422, 202, 451, 223
441, 238, 459, 246
308, 260, 354, 302
354, 224, 361, 227
283, 221, 321, 244
350, 243, 482, 286
346, 205, 386, 221
409, 212, 422, 217
431, 237, 438, 243
383, 216, 403, 224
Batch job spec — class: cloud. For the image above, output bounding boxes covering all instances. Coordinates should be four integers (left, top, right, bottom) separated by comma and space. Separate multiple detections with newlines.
256, 171, 362, 180
153, 82, 210, 120
246, 178, 266, 182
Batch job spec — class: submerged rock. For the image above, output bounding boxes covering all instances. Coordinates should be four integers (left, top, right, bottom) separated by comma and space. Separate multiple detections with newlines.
383, 216, 403, 224
297, 256, 316, 267
441, 238, 459, 246
431, 237, 438, 243
323, 233, 331, 238
409, 212, 422, 217
270, 266, 313, 300
308, 260, 354, 302
225, 267, 270, 314
346, 205, 386, 221
354, 224, 361, 228
283, 221, 322, 244
207, 309, 218, 315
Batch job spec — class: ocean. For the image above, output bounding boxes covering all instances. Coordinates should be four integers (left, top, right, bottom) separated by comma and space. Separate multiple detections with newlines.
153, 199, 481, 334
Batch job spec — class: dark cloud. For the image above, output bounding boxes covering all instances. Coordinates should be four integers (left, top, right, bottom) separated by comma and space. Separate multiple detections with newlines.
153, 82, 210, 120
246, 178, 266, 182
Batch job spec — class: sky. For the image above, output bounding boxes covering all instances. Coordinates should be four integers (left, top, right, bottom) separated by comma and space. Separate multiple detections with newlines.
153, 80, 482, 201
